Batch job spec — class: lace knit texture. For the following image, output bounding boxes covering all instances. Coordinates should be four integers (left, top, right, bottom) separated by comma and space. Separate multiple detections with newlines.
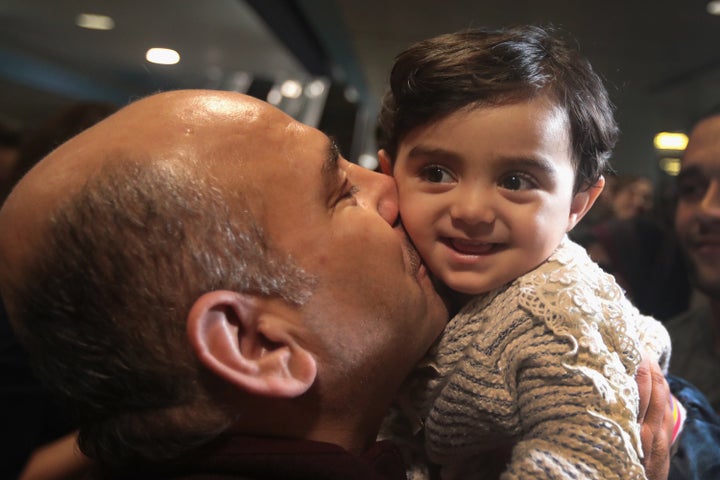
395, 236, 671, 480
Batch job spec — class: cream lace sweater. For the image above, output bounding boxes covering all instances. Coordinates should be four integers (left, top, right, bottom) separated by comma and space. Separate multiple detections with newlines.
392, 236, 671, 480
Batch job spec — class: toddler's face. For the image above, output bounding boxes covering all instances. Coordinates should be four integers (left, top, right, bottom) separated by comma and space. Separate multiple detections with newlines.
387, 96, 593, 295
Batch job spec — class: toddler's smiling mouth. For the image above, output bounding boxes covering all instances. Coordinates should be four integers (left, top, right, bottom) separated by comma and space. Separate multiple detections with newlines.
442, 238, 497, 256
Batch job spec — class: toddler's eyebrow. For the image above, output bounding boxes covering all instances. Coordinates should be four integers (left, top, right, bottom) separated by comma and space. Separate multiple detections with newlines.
497, 155, 556, 174
406, 145, 461, 162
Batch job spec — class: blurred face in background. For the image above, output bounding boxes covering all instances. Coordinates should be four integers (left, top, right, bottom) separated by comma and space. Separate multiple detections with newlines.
612, 176, 654, 220
675, 114, 720, 297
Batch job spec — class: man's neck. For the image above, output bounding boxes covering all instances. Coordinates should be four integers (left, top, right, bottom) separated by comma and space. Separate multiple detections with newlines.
305, 399, 392, 455
233, 395, 386, 456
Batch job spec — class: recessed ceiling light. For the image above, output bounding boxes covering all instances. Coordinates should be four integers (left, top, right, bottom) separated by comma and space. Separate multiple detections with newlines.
653, 132, 688, 150
305, 79, 327, 98
145, 48, 180, 65
358, 153, 379, 171
708, 0, 720, 15
344, 86, 359, 103
267, 89, 282, 105
76, 13, 115, 31
280, 80, 303, 99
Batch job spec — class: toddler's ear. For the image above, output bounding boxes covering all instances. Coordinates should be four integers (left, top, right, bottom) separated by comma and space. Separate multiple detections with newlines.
378, 150, 394, 176
568, 176, 606, 231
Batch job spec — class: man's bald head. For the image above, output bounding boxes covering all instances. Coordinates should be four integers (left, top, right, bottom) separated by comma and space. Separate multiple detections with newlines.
0, 91, 312, 465
0, 90, 307, 307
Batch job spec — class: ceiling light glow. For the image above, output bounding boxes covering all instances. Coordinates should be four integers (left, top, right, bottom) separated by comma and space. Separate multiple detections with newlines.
76, 13, 115, 31
280, 80, 303, 99
306, 79, 326, 98
344, 86, 359, 103
708, 0, 720, 15
358, 153, 379, 171
653, 132, 688, 150
267, 89, 282, 105
659, 157, 682, 176
146, 48, 180, 65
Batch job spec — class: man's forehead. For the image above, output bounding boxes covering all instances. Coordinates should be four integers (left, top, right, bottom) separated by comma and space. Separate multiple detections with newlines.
690, 116, 720, 146
685, 118, 720, 165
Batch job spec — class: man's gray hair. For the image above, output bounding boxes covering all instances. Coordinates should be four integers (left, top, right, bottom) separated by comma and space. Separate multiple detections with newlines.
8, 156, 313, 466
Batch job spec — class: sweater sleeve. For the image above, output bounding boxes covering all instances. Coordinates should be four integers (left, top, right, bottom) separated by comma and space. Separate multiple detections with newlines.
496, 241, 650, 479
497, 324, 647, 480
634, 311, 671, 373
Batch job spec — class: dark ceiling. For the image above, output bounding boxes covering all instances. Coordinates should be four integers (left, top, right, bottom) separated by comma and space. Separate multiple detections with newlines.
1, 0, 719, 180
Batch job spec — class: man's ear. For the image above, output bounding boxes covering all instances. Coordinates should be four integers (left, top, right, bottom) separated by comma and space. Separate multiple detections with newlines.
568, 176, 606, 231
378, 149, 394, 176
187, 291, 316, 398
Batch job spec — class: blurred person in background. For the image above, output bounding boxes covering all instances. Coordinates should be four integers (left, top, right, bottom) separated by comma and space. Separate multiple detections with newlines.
573, 173, 692, 321
668, 106, 720, 413
611, 174, 655, 220
665, 106, 720, 480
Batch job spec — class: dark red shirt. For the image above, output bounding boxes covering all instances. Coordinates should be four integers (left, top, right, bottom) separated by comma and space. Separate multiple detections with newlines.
100, 434, 408, 480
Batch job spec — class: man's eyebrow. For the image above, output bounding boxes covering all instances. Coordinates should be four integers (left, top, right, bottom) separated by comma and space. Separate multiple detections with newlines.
321, 137, 341, 194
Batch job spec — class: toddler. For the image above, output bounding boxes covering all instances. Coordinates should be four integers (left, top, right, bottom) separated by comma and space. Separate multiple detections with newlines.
378, 26, 682, 479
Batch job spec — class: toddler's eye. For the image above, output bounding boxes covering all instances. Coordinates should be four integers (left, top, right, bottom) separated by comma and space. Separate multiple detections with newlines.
420, 166, 454, 183
500, 173, 534, 191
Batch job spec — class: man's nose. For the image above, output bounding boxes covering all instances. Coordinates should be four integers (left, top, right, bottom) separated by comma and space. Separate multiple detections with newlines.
354, 164, 399, 225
